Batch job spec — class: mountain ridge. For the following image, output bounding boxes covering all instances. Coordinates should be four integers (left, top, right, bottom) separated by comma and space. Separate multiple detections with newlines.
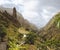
0, 6, 38, 32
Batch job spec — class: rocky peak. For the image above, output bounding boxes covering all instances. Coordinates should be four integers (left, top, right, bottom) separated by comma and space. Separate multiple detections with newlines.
13, 7, 17, 18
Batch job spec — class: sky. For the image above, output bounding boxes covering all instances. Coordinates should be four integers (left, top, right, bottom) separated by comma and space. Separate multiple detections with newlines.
0, 0, 60, 28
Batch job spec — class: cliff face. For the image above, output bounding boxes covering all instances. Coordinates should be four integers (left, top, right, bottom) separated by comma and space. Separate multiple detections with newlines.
13, 7, 17, 18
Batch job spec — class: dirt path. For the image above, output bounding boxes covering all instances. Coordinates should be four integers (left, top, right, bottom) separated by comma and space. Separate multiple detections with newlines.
0, 42, 7, 50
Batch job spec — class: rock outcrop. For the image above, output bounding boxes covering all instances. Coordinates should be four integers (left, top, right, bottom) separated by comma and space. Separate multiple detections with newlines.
13, 7, 17, 18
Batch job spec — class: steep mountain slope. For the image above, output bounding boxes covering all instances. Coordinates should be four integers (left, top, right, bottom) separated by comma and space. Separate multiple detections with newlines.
0, 7, 38, 50
0, 6, 38, 32
0, 6, 60, 50
38, 12, 60, 50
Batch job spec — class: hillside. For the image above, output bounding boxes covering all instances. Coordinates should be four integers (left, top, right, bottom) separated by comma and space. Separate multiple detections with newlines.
38, 12, 60, 50
0, 6, 60, 50
0, 7, 38, 50
0, 6, 38, 32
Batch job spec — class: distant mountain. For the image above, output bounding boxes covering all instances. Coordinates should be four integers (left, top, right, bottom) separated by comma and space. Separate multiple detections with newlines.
0, 6, 38, 32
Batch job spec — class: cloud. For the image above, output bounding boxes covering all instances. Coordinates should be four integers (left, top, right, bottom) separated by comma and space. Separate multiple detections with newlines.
0, 0, 5, 5
22, 0, 39, 19
12, 0, 24, 5
23, 0, 38, 10
23, 11, 39, 19
41, 6, 57, 22
0, 0, 60, 28
0, 0, 12, 5
0, 0, 24, 5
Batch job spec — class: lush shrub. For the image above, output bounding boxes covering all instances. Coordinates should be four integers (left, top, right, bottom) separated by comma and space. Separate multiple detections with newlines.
25, 32, 37, 44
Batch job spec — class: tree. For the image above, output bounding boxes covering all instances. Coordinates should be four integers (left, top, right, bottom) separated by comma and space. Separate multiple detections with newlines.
25, 32, 37, 44
0, 26, 6, 42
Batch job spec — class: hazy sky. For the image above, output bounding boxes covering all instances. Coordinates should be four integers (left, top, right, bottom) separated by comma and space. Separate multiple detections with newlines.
0, 0, 60, 28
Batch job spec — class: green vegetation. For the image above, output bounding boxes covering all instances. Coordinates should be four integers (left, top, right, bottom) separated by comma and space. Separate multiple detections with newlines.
55, 13, 60, 28
25, 32, 37, 44
37, 13, 60, 50
0, 11, 37, 50
0, 9, 60, 50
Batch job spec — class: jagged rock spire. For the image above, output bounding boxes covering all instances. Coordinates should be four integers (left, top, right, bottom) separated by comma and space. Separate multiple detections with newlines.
13, 7, 17, 18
